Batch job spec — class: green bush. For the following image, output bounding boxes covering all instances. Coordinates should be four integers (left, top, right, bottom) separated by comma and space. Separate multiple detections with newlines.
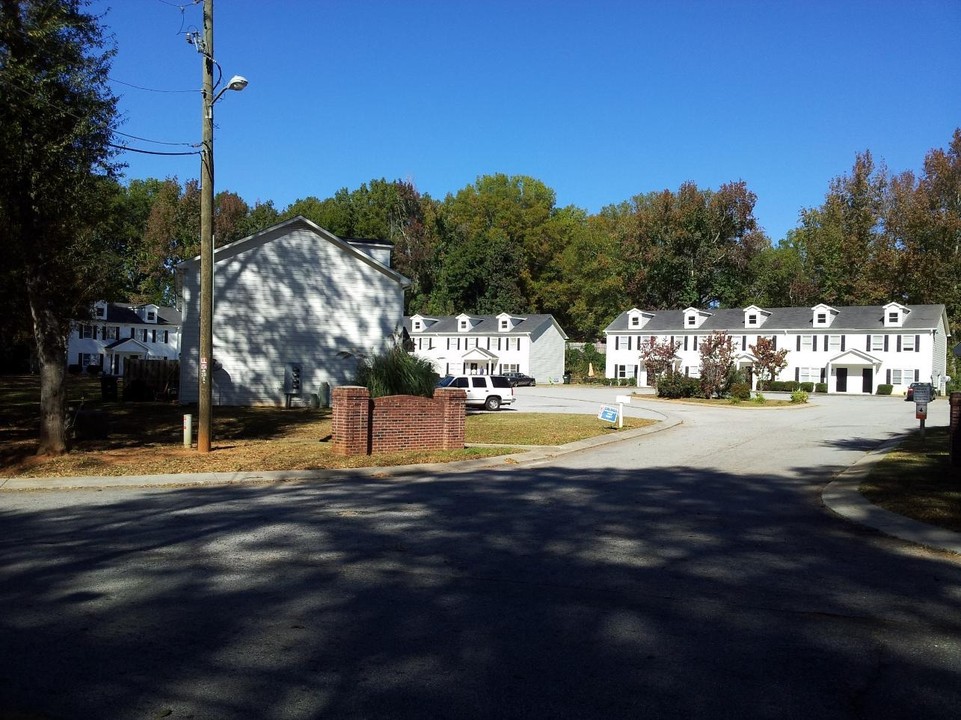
790, 389, 809, 404
729, 382, 751, 400
752, 391, 766, 404
815, 383, 828, 393
799, 382, 814, 392
876, 384, 894, 396
657, 373, 701, 399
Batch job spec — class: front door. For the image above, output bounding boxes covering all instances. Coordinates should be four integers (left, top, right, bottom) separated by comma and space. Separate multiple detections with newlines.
836, 367, 848, 393
862, 368, 873, 394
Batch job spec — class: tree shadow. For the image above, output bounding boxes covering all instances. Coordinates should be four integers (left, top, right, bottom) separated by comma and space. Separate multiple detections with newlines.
1, 461, 960, 719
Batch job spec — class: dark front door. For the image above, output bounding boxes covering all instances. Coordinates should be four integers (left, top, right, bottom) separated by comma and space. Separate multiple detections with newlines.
862, 368, 873, 394
836, 368, 848, 392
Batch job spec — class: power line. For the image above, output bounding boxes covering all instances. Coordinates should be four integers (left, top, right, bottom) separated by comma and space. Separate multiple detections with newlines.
110, 77, 196, 94
109, 142, 199, 157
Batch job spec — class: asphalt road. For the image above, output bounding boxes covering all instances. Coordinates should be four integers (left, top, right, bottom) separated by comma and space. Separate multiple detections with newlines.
1, 390, 958, 719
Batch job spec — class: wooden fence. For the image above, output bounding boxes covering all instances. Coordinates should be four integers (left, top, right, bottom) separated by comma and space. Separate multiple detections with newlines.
122, 358, 179, 401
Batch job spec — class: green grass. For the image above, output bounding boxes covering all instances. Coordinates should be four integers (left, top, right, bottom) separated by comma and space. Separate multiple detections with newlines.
466, 413, 655, 445
859, 426, 961, 532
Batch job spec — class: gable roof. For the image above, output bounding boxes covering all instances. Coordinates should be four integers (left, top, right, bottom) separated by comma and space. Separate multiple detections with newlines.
605, 304, 949, 334
403, 313, 567, 339
176, 215, 411, 288
90, 303, 181, 326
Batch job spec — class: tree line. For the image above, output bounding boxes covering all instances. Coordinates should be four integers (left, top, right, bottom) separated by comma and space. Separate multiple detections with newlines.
82, 129, 961, 347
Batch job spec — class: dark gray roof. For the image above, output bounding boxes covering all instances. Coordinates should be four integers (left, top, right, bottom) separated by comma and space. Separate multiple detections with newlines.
101, 303, 182, 326
605, 304, 948, 334
405, 313, 565, 338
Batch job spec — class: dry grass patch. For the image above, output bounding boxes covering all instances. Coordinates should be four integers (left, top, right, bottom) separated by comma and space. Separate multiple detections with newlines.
859, 426, 961, 532
1, 375, 657, 479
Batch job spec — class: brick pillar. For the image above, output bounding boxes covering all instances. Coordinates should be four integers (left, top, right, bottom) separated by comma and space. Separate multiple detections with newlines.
435, 387, 466, 450
332, 386, 371, 455
951, 392, 961, 468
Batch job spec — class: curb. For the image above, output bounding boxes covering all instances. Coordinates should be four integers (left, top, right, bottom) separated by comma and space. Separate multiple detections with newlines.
821, 444, 961, 556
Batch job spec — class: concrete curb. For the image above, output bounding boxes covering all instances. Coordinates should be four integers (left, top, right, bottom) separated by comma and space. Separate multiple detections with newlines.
0, 414, 683, 493
822, 444, 961, 556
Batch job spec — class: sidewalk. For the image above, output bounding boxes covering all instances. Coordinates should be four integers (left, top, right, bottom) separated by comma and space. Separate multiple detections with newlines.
822, 444, 961, 556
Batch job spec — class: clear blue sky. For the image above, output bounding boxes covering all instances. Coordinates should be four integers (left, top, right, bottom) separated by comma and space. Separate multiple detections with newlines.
94, 0, 960, 244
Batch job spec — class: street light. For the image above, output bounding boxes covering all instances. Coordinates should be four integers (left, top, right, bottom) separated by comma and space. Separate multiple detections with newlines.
197, 0, 246, 453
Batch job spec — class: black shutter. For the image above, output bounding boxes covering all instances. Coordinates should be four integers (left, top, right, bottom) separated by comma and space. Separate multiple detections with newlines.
884, 335, 889, 351
886, 369, 891, 384
915, 335, 920, 352
840, 336, 845, 351
866, 335, 871, 350
684, 336, 689, 351
813, 336, 818, 351
820, 368, 826, 383
772, 336, 777, 350
615, 337, 619, 350
915, 369, 920, 382
795, 368, 800, 382
896, 336, 901, 352
742, 335, 747, 350
797, 336, 801, 351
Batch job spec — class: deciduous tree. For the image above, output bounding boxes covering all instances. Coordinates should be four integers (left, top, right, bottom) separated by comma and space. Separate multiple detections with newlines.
699, 331, 735, 398
1, 0, 121, 454
749, 336, 789, 388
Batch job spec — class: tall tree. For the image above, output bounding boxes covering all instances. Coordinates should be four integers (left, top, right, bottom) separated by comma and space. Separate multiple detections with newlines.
698, 331, 735, 398
0, 0, 121, 455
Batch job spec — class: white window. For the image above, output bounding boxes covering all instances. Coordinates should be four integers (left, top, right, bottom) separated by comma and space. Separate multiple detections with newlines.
827, 335, 842, 351
80, 324, 94, 339
501, 363, 519, 373
413, 320, 422, 331
901, 335, 915, 351
747, 314, 757, 326
732, 336, 742, 351
630, 316, 640, 327
615, 364, 637, 379
139, 329, 148, 342
686, 315, 696, 326
500, 320, 508, 330
816, 313, 827, 325
799, 367, 819, 384
888, 311, 899, 324
147, 311, 156, 321
871, 335, 884, 351
80, 353, 100, 368
459, 320, 468, 330
891, 368, 915, 385
800, 335, 813, 350
95, 306, 105, 318
103, 326, 118, 340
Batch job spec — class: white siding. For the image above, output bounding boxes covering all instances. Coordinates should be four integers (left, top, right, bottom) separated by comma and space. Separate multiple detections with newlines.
180, 225, 406, 406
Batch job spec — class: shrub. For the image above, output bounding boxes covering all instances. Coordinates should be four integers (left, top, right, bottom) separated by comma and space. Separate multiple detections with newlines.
85, 364, 101, 376
876, 384, 893, 396
752, 391, 766, 404
799, 382, 814, 392
815, 383, 828, 393
729, 382, 751, 401
657, 372, 701, 399
790, 389, 809, 404
355, 337, 439, 399
67, 364, 82, 375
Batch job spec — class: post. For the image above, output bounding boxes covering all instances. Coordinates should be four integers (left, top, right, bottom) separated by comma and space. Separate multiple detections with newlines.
183, 414, 193, 448
197, 0, 215, 453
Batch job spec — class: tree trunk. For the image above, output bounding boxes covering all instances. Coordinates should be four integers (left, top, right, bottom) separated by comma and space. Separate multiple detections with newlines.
28, 288, 70, 456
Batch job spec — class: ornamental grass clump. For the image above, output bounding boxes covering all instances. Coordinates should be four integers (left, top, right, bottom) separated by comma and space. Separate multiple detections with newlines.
355, 339, 439, 399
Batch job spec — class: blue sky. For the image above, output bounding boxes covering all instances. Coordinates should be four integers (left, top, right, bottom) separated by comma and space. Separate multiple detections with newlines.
94, 0, 960, 244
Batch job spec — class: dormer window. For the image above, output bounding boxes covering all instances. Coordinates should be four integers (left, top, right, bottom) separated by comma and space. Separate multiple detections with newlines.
743, 305, 770, 328
95, 306, 106, 319
413, 320, 422, 331
459, 320, 468, 331
687, 316, 696, 326
147, 311, 156, 322
883, 302, 910, 328
811, 303, 839, 328
748, 314, 757, 325
631, 316, 640, 327
684, 307, 710, 329
500, 319, 509, 330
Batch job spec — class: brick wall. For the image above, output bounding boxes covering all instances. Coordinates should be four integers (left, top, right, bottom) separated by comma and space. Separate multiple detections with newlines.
331, 386, 466, 455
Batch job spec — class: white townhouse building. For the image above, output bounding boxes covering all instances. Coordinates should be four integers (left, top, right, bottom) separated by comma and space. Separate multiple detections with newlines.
604, 302, 951, 395
404, 313, 568, 383
67, 301, 181, 375
177, 216, 409, 406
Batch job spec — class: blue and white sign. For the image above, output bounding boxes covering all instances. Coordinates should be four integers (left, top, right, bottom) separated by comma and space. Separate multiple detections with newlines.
598, 404, 619, 423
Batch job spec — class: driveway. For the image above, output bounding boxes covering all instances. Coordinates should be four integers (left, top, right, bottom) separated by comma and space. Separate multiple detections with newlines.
0, 391, 958, 719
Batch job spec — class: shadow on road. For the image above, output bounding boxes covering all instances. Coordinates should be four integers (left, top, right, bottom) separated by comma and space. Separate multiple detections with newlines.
1, 461, 960, 719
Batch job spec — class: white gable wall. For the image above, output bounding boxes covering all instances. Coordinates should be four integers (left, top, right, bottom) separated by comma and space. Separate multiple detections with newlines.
180, 226, 405, 405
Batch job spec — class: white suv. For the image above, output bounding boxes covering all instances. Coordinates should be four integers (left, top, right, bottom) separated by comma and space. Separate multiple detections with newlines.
436, 375, 516, 411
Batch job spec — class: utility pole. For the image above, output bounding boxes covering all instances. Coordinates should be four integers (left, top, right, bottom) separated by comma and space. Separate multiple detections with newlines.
198, 0, 215, 452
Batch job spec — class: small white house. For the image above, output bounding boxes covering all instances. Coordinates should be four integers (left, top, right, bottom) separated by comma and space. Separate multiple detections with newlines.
404, 312, 568, 382
67, 301, 181, 375
177, 216, 410, 406
604, 303, 951, 395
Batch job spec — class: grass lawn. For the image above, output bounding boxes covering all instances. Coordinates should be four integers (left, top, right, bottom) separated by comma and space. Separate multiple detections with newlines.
859, 426, 961, 533
0, 375, 653, 479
